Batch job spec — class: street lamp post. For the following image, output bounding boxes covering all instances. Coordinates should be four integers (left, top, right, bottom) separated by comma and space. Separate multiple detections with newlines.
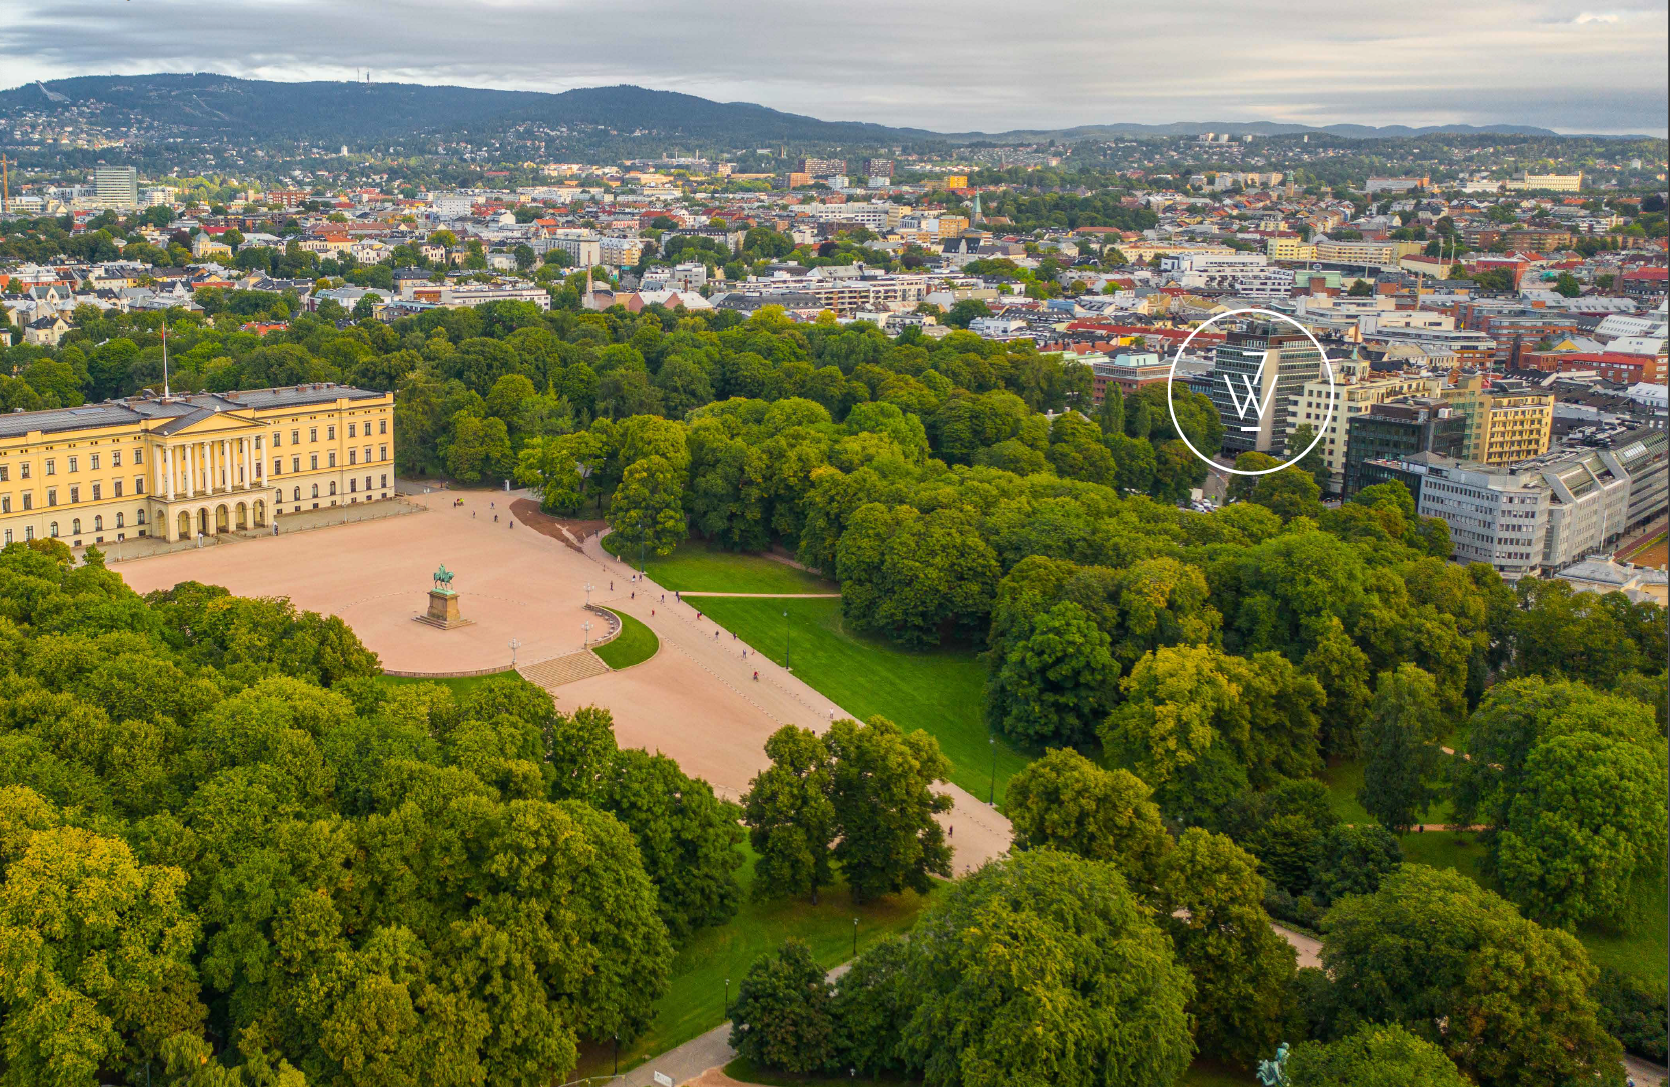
852, 917, 858, 958
584, 582, 594, 607
724, 977, 730, 1019
988, 737, 997, 805
509, 637, 521, 667
581, 619, 593, 648
783, 609, 791, 671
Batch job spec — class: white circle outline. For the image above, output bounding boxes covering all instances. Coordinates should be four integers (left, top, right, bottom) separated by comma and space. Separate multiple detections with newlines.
1164, 306, 1337, 478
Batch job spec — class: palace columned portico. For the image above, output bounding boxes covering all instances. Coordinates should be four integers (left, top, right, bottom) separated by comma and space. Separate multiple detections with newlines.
150, 427, 273, 542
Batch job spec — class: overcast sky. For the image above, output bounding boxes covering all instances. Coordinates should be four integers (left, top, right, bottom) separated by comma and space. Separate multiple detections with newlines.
2, 0, 1666, 135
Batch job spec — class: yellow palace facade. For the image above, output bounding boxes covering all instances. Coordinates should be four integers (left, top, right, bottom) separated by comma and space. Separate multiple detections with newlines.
0, 383, 395, 549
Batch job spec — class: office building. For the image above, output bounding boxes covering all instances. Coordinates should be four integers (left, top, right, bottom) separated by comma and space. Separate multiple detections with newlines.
1205, 320, 1325, 456
94, 165, 139, 209
1286, 359, 1444, 492
1437, 373, 1553, 464
0, 385, 395, 549
1363, 427, 1663, 580
1343, 397, 1466, 493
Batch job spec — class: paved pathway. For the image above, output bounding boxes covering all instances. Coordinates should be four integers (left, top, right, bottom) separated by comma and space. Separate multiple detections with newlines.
575, 529, 1015, 876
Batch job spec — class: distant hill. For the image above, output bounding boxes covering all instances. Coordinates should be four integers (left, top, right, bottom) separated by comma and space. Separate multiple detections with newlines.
0, 73, 1624, 149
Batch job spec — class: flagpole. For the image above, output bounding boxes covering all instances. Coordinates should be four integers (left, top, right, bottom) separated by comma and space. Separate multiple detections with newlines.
161, 314, 170, 397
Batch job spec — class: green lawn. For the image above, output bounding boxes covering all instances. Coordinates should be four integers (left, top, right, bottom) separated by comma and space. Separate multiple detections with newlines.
606, 538, 837, 595
693, 596, 1029, 805
374, 671, 534, 698
594, 607, 659, 669
576, 846, 943, 1078
721, 1056, 1253, 1085
1321, 759, 1454, 827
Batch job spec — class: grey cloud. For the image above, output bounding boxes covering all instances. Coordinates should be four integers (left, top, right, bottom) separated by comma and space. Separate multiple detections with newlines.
1, 0, 1664, 133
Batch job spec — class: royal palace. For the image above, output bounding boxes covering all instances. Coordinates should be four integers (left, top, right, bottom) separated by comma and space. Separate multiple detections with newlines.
0, 383, 395, 548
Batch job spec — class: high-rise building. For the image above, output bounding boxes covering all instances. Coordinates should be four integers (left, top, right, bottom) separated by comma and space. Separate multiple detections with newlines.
862, 158, 894, 178
94, 165, 139, 208
798, 157, 846, 179
1204, 320, 1325, 456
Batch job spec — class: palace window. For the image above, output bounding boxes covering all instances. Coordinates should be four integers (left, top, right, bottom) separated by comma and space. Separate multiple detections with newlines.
19, 463, 29, 480
273, 459, 282, 475
93, 516, 102, 531
69, 486, 79, 503
379, 419, 387, 434
349, 423, 357, 438
309, 428, 318, 443
0, 497, 8, 514
112, 450, 122, 467
46, 488, 57, 506
49, 522, 58, 537
327, 426, 336, 440
133, 448, 142, 464
44, 459, 55, 476
310, 484, 319, 499
91, 484, 101, 501
349, 449, 356, 465
67, 456, 77, 473
0, 467, 7, 482
310, 455, 318, 470
90, 454, 100, 470
328, 452, 336, 468
72, 519, 81, 535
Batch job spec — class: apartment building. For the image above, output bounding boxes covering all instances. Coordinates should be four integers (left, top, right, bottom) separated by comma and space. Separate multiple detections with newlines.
1477, 380, 1555, 466
93, 166, 140, 209
1284, 358, 1443, 491
1266, 237, 1318, 262
1507, 172, 1583, 192
0, 385, 395, 549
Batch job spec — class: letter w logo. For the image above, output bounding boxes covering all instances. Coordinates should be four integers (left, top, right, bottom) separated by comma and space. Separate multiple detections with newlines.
1223, 363, 1277, 430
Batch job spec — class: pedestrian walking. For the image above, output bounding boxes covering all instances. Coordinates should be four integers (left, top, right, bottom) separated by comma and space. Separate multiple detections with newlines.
631, 591, 636, 599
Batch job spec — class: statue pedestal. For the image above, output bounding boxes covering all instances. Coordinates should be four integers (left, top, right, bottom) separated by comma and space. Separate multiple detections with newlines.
414, 588, 472, 630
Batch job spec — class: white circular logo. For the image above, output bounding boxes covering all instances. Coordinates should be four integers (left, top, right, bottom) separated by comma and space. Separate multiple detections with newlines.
1164, 306, 1337, 477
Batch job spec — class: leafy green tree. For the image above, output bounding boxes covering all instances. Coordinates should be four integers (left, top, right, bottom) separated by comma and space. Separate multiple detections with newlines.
608, 454, 687, 558
827, 716, 953, 903
1286, 1023, 1470, 1087
837, 504, 1001, 647
892, 849, 1195, 1087
1309, 823, 1402, 907
1095, 385, 1124, 436
1358, 665, 1444, 833
1287, 422, 1332, 490
1251, 463, 1324, 521
1101, 644, 1242, 815
944, 298, 992, 328
828, 935, 911, 1075
1155, 829, 1296, 1067
1495, 729, 1666, 928
595, 748, 745, 942
986, 600, 1118, 746
1320, 864, 1622, 1087
742, 725, 836, 903
442, 411, 514, 483
1300, 618, 1374, 759
727, 939, 835, 1074
0, 790, 206, 1086
1003, 748, 1171, 887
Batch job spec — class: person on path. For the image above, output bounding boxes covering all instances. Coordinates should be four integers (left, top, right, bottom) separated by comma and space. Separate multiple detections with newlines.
631, 591, 636, 599
610, 581, 614, 590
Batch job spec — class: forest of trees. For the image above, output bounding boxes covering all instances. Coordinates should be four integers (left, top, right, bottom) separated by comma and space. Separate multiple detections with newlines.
3, 292, 1666, 1084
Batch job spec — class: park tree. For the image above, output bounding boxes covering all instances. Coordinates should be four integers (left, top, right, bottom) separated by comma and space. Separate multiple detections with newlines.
742, 725, 837, 903
892, 849, 1195, 1087
1299, 618, 1374, 759
1320, 864, 1622, 1087
594, 748, 745, 942
836, 504, 1001, 647
1003, 748, 1171, 888
1309, 823, 1402, 907
608, 454, 687, 558
1155, 829, 1296, 1067
1495, 729, 1667, 928
1358, 664, 1444, 833
826, 716, 953, 903
1286, 1023, 1470, 1087
442, 411, 514, 483
1096, 384, 1124, 436
727, 939, 836, 1074
0, 791, 207, 1085
985, 600, 1119, 746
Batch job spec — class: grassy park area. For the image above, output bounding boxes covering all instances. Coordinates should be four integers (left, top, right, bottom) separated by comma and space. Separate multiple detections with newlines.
594, 607, 659, 669
695, 595, 1029, 804
578, 846, 943, 1077
374, 670, 535, 698
606, 538, 837, 595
